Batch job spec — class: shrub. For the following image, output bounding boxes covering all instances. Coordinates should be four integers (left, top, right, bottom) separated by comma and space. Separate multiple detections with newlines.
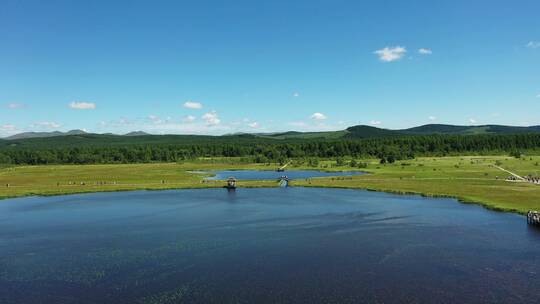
357, 162, 368, 168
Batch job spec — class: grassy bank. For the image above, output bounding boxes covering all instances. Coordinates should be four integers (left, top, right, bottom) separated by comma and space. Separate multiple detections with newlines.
0, 162, 280, 199
294, 156, 540, 214
1, 156, 540, 214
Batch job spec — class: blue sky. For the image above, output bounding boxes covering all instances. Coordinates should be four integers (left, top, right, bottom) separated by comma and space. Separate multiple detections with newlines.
1, 0, 539, 136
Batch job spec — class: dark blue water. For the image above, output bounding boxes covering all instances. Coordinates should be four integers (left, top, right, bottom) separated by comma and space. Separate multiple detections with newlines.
200, 169, 365, 180
1, 188, 539, 303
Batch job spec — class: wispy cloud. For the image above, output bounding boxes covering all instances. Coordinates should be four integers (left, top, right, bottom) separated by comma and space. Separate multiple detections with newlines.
526, 41, 540, 49
428, 116, 436, 121
292, 92, 300, 97
32, 121, 62, 129
310, 112, 327, 120
370, 120, 382, 125
98, 114, 236, 135
248, 122, 260, 128
183, 115, 196, 123
418, 48, 432, 55
286, 120, 344, 132
202, 111, 220, 126
536, 93, 540, 98
147, 115, 172, 125
183, 101, 203, 109
1, 124, 17, 131
69, 101, 96, 110
0, 124, 19, 137
97, 118, 146, 131
6, 103, 25, 109
374, 46, 407, 62
469, 118, 477, 124
289, 121, 307, 128
146, 123, 233, 135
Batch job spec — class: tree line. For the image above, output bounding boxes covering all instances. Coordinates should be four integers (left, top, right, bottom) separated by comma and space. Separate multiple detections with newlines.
1, 133, 539, 165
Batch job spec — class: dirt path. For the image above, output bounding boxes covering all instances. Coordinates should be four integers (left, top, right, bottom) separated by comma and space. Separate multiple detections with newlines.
493, 165, 525, 181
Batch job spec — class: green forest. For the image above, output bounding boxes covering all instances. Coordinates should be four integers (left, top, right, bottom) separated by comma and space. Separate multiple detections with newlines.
1, 132, 540, 165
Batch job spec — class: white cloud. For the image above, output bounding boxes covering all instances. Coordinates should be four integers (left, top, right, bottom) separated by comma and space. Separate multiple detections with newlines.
183, 115, 196, 123
202, 111, 220, 126
183, 101, 203, 109
248, 122, 260, 128
428, 116, 436, 121
370, 120, 382, 125
0, 124, 18, 137
374, 46, 407, 62
293, 92, 300, 97
310, 112, 327, 120
526, 41, 540, 49
32, 121, 61, 129
469, 118, 477, 124
418, 48, 432, 55
69, 101, 96, 110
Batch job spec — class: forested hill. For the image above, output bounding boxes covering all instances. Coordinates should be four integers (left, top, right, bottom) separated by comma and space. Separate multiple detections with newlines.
0, 133, 263, 149
3, 124, 540, 142
345, 124, 540, 138
1, 130, 540, 165
399, 124, 540, 135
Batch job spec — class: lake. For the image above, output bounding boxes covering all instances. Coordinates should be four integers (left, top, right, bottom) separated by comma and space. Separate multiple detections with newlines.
1, 187, 539, 303
198, 169, 365, 180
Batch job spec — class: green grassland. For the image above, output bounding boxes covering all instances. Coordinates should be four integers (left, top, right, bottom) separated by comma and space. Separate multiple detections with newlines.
0, 162, 280, 199
1, 156, 540, 214
294, 156, 540, 214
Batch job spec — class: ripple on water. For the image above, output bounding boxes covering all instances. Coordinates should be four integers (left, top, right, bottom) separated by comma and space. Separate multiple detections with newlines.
0, 187, 538, 304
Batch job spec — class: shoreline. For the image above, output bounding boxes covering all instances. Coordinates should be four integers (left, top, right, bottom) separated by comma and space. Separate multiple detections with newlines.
0, 176, 527, 216
293, 183, 526, 215
1, 157, 539, 215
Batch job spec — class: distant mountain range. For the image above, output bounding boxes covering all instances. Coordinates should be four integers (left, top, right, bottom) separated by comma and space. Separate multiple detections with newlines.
5, 129, 89, 140
3, 124, 540, 141
258, 124, 540, 140
124, 131, 151, 136
5, 130, 150, 140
